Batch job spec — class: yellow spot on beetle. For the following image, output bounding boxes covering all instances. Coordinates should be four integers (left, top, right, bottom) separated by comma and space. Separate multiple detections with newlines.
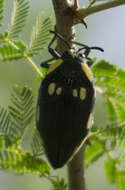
80, 87, 86, 100
73, 89, 78, 97
81, 63, 93, 82
48, 83, 56, 95
47, 59, 63, 74
56, 87, 62, 95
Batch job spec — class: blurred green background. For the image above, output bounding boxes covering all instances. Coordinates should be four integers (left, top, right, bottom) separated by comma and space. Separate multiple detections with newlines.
0, 0, 125, 190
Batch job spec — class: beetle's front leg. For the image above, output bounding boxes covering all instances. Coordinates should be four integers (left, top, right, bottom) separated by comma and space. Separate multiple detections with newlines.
40, 58, 55, 68
48, 34, 61, 59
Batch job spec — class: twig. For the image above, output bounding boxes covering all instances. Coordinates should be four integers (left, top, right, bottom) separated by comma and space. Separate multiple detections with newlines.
77, 0, 125, 19
24, 55, 43, 78
52, 0, 75, 53
68, 146, 86, 190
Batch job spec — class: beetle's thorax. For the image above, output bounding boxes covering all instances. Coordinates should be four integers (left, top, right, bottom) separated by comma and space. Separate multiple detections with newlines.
61, 51, 93, 83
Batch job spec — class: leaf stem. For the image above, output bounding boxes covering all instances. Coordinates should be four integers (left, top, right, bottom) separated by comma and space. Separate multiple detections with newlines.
5, 38, 19, 50
77, 0, 125, 19
24, 55, 43, 78
4, 38, 43, 78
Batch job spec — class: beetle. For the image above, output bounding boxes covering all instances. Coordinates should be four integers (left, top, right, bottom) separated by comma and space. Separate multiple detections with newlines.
36, 31, 104, 169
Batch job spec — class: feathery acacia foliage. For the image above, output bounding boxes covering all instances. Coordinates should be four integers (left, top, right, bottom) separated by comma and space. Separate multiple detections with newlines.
31, 130, 44, 157
28, 16, 52, 55
8, 86, 34, 138
0, 86, 35, 140
0, 0, 52, 78
0, 108, 15, 137
93, 60, 125, 122
0, 134, 50, 175
83, 60, 125, 190
0, 86, 50, 176
9, 0, 29, 39
50, 177, 68, 190
0, 40, 26, 61
0, 0, 4, 26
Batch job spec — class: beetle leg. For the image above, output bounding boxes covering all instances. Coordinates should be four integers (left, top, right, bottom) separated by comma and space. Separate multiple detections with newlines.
86, 58, 94, 67
48, 34, 61, 58
48, 48, 61, 59
40, 58, 55, 68
40, 31, 61, 67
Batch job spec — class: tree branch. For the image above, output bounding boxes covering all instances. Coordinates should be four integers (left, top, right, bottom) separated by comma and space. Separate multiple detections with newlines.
68, 146, 86, 190
52, 0, 75, 53
77, 0, 125, 19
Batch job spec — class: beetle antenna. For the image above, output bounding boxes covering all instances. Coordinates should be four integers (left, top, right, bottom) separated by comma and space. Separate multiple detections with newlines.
90, 46, 104, 52
76, 45, 104, 57
50, 30, 104, 57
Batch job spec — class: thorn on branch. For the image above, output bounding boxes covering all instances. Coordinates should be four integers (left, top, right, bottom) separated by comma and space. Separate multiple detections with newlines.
72, 0, 87, 28
73, 0, 79, 10
63, 0, 88, 28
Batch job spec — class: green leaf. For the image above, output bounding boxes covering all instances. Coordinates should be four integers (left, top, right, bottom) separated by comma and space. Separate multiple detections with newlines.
0, 135, 50, 175
99, 124, 125, 189
117, 173, 125, 190
0, 31, 9, 42
0, 40, 26, 61
85, 140, 105, 167
105, 98, 118, 122
50, 177, 67, 190
115, 103, 125, 122
105, 156, 125, 190
0, 0, 4, 27
0, 108, 20, 139
8, 85, 34, 138
105, 157, 116, 184
28, 16, 52, 55
92, 60, 117, 77
30, 129, 44, 157
9, 0, 29, 39
0, 108, 11, 134
93, 60, 125, 122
